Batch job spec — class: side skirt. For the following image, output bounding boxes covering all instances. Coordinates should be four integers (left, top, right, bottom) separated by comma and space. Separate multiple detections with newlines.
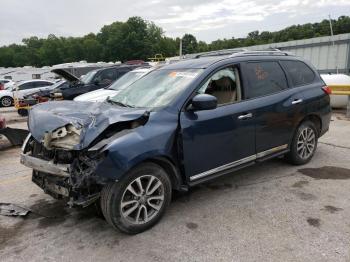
188, 144, 289, 186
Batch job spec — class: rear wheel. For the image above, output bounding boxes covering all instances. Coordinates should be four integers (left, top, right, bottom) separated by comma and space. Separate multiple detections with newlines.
1, 96, 13, 107
100, 162, 172, 234
286, 120, 318, 165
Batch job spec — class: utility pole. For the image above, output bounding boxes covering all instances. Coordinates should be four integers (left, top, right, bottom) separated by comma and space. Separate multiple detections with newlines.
329, 14, 339, 74
179, 37, 183, 60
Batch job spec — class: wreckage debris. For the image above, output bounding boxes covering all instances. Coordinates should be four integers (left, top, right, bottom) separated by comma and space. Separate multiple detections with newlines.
0, 203, 30, 217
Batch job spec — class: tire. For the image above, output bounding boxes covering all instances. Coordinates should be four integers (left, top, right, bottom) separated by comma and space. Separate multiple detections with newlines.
18, 109, 28, 117
1, 96, 13, 107
100, 162, 172, 234
286, 120, 318, 165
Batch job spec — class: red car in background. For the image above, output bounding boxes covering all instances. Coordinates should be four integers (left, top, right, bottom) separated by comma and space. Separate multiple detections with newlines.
0, 114, 6, 129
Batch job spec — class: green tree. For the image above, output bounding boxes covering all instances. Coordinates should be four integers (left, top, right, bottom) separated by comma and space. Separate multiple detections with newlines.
182, 34, 198, 54
0, 15, 350, 67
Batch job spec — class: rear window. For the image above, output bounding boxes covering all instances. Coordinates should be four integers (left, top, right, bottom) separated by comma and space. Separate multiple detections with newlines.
280, 60, 315, 86
244, 61, 288, 99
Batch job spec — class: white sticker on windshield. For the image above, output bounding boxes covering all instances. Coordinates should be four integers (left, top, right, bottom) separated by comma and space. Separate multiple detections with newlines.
169, 71, 198, 78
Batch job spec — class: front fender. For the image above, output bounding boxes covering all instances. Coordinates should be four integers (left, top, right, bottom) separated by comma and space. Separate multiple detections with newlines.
94, 112, 179, 182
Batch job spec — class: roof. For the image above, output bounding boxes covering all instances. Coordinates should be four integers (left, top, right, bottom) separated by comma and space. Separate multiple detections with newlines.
161, 50, 298, 70
18, 79, 54, 84
131, 67, 154, 73
161, 56, 229, 70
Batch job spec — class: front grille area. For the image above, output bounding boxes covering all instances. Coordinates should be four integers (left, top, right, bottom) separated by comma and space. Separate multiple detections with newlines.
31, 139, 75, 164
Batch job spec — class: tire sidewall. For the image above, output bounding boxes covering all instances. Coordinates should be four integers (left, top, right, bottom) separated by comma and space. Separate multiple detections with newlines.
290, 121, 318, 165
107, 163, 172, 234
1, 96, 13, 107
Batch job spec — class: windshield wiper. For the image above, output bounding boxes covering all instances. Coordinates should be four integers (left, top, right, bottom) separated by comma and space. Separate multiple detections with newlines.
106, 97, 134, 108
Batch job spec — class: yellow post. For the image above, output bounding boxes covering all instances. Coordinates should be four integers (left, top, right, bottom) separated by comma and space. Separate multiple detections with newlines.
328, 84, 350, 118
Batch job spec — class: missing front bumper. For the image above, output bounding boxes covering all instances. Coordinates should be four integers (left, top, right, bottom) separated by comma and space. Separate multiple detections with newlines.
20, 153, 70, 177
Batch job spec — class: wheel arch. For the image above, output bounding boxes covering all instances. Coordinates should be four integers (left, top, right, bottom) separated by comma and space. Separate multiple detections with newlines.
299, 114, 322, 137
141, 156, 185, 191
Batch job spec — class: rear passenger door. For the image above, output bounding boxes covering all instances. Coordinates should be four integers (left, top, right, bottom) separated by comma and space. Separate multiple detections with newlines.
241, 60, 306, 157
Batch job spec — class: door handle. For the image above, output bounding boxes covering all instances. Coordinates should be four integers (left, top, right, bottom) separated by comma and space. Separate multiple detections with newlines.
238, 113, 253, 120
291, 99, 303, 105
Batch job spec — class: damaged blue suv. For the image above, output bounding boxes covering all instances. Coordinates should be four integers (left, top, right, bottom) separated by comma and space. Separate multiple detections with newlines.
21, 50, 331, 234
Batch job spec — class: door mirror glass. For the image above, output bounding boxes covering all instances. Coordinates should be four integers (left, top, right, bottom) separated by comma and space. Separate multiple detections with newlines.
190, 94, 217, 111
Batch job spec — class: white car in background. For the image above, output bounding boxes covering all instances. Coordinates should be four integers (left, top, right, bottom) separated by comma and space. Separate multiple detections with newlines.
74, 67, 153, 102
321, 74, 350, 109
0, 79, 54, 107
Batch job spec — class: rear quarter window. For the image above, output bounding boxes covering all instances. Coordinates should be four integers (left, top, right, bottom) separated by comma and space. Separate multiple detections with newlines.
280, 60, 315, 87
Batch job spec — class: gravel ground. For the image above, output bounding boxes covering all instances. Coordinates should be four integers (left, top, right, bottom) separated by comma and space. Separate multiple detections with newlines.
0, 112, 350, 262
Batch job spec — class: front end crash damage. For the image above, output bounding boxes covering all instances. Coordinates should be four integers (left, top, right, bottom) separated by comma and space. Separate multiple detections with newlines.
43, 124, 81, 150
21, 101, 150, 207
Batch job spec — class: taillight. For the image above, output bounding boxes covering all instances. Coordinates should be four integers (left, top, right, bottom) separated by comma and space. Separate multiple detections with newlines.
322, 86, 332, 95
0, 84, 4, 90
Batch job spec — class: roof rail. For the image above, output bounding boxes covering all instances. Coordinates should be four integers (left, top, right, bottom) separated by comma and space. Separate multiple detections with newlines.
229, 49, 292, 57
193, 48, 249, 59
185, 48, 293, 60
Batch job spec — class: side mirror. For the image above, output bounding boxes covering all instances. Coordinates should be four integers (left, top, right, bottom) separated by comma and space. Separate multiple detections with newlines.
94, 79, 100, 85
190, 94, 217, 111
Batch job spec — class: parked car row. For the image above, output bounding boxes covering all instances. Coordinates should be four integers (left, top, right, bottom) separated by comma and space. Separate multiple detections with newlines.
21, 50, 331, 234
0, 62, 151, 108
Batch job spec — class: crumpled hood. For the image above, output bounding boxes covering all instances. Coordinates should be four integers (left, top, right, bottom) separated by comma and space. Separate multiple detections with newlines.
52, 69, 80, 83
74, 89, 118, 102
28, 100, 149, 150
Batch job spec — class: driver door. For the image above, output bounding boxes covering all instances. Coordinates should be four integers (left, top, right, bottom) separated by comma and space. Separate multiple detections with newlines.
180, 66, 256, 183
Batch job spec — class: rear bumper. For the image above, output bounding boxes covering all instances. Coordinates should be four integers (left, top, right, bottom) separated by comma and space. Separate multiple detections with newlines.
20, 153, 70, 177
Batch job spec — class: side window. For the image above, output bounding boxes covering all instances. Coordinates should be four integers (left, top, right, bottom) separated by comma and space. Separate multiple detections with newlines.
18, 83, 33, 90
280, 60, 315, 86
43, 81, 53, 86
198, 67, 241, 105
95, 69, 117, 85
59, 82, 69, 89
244, 61, 288, 99
34, 82, 49, 87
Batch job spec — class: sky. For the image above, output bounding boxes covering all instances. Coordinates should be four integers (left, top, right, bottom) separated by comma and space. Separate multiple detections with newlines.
1, 0, 350, 46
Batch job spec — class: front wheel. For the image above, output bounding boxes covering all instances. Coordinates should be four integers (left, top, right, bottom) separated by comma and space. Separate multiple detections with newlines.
100, 162, 172, 234
0, 96, 13, 107
286, 121, 318, 165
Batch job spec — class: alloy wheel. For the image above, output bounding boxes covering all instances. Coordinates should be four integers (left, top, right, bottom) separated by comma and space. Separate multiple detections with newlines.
1, 97, 12, 107
120, 175, 165, 225
297, 127, 316, 159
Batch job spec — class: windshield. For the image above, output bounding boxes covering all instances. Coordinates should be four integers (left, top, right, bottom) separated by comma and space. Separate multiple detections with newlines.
108, 70, 149, 91
50, 80, 66, 89
81, 70, 97, 84
109, 69, 202, 108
